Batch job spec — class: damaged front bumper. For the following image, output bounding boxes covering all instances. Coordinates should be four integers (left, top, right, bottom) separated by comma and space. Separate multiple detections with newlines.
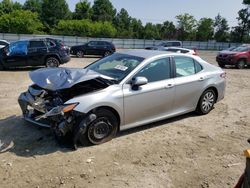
18, 91, 52, 128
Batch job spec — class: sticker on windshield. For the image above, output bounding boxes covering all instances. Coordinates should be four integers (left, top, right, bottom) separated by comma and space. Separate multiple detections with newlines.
114, 65, 128, 71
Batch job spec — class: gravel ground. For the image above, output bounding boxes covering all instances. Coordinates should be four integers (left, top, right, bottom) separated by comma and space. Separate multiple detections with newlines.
0, 50, 249, 188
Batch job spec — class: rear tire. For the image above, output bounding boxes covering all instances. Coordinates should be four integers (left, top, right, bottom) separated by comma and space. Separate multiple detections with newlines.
103, 51, 111, 57
76, 50, 84, 58
236, 60, 246, 69
79, 109, 118, 145
45, 57, 59, 68
196, 89, 216, 115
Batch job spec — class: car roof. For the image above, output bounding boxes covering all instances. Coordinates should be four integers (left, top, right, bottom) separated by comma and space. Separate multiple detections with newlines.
119, 49, 172, 59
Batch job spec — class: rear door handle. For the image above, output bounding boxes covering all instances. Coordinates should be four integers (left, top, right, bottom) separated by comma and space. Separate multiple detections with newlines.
199, 77, 205, 81
164, 84, 174, 89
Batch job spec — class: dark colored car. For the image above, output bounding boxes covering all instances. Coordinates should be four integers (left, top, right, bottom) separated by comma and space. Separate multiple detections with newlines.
0, 38, 70, 70
216, 45, 250, 69
70, 41, 116, 58
145, 41, 182, 50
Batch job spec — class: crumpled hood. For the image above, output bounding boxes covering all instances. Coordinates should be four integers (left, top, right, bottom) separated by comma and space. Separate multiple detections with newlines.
29, 67, 106, 91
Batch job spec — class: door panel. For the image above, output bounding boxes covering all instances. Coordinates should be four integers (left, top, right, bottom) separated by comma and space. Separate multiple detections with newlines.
123, 79, 175, 126
123, 57, 175, 127
173, 74, 206, 113
172, 56, 205, 113
27, 40, 47, 66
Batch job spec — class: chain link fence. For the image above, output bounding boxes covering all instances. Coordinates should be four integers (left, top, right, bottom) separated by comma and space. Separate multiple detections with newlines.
0, 33, 242, 50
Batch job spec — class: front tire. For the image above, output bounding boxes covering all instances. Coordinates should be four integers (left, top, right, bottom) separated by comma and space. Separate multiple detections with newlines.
84, 109, 118, 145
45, 57, 59, 68
218, 62, 225, 68
196, 89, 216, 115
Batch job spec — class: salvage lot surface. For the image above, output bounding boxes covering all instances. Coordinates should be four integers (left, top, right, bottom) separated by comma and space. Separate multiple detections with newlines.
0, 51, 250, 188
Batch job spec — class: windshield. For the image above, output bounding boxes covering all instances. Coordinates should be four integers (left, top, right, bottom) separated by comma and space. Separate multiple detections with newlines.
232, 46, 250, 52
86, 53, 144, 82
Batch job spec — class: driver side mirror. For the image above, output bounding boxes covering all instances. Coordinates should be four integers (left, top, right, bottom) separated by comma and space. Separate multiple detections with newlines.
131, 77, 148, 90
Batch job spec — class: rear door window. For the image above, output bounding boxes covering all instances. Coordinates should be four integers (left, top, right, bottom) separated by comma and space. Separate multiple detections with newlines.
29, 41, 46, 48
173, 56, 202, 77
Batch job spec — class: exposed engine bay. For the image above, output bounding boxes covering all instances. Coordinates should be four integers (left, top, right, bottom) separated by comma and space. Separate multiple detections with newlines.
18, 67, 114, 149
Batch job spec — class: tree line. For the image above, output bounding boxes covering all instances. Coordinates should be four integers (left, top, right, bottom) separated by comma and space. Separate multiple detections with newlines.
0, 0, 249, 42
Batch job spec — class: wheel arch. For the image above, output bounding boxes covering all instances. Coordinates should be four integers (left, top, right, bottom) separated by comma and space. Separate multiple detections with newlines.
237, 57, 247, 62
89, 106, 121, 131
203, 86, 218, 103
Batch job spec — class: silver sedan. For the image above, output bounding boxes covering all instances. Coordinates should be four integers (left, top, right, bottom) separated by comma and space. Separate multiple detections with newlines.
18, 50, 226, 148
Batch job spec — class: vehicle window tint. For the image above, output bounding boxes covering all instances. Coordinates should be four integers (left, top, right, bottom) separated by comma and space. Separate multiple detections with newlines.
97, 41, 105, 45
8, 41, 28, 56
88, 41, 98, 46
29, 41, 46, 48
181, 50, 189, 53
45, 40, 56, 47
195, 61, 203, 73
172, 42, 181, 46
174, 56, 196, 77
164, 43, 171, 47
0, 41, 7, 45
135, 58, 171, 83
165, 48, 178, 52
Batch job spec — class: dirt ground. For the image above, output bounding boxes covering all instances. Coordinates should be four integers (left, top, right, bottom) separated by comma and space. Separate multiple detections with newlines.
0, 51, 250, 188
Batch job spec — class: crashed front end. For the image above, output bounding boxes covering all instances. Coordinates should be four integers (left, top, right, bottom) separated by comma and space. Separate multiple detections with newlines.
18, 68, 111, 149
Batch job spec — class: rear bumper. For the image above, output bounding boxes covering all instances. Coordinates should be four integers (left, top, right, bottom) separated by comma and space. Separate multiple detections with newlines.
216, 79, 226, 103
60, 55, 71, 64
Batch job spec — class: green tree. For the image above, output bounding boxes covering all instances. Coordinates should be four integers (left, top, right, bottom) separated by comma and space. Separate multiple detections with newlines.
113, 8, 132, 38
160, 21, 176, 39
143, 23, 161, 39
23, 0, 42, 16
196, 18, 214, 41
130, 18, 144, 39
73, 0, 92, 20
54, 19, 116, 37
0, 10, 43, 34
176, 13, 197, 40
0, 0, 22, 16
92, 0, 116, 22
231, 0, 250, 42
214, 14, 230, 42
41, 0, 70, 31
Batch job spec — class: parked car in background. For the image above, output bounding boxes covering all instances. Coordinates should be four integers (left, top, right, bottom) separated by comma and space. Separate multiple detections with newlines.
216, 45, 250, 69
0, 40, 9, 49
0, 38, 70, 70
221, 46, 238, 52
70, 41, 116, 58
18, 50, 226, 148
162, 47, 198, 55
145, 41, 182, 50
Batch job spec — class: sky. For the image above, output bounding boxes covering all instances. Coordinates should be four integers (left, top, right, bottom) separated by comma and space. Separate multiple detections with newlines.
15, 0, 245, 27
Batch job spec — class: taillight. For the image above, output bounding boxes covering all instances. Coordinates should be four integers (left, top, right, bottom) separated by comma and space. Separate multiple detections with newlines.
220, 72, 226, 78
